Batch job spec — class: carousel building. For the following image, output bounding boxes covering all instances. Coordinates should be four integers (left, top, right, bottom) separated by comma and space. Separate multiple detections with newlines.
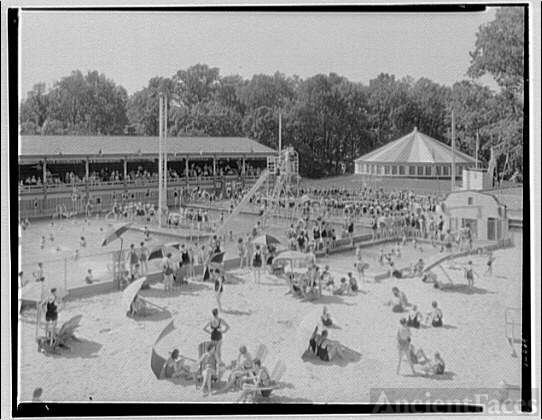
354, 127, 477, 179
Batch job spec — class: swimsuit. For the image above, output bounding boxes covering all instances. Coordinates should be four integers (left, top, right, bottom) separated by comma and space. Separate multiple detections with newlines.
214, 277, 224, 293
45, 299, 58, 322
253, 252, 262, 268
322, 316, 333, 327
317, 342, 330, 362
210, 319, 222, 342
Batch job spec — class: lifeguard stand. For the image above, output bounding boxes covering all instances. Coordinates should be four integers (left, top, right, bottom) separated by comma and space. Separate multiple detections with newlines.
264, 147, 300, 225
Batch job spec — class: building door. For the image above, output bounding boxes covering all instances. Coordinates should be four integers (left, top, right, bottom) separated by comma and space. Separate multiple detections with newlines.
462, 218, 478, 239
487, 218, 496, 241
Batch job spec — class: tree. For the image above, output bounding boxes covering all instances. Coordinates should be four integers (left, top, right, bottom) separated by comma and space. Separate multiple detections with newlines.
467, 7, 524, 177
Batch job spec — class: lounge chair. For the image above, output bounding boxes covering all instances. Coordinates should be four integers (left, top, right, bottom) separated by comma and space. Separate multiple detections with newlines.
37, 315, 82, 354
237, 360, 287, 402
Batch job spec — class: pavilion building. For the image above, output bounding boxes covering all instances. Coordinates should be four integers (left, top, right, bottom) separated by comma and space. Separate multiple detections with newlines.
354, 127, 477, 179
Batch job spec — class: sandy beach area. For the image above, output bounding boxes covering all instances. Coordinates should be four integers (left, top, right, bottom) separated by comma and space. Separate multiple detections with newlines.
18, 232, 523, 403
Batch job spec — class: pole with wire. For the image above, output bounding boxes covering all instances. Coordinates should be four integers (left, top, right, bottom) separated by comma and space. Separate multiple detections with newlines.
158, 95, 163, 228
451, 109, 456, 192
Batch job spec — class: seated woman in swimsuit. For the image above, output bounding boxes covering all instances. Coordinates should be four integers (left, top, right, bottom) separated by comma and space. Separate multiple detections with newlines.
236, 358, 274, 402
128, 294, 149, 317
406, 305, 421, 328
159, 348, 193, 380
387, 287, 409, 312
333, 277, 349, 295
426, 301, 443, 327
218, 345, 254, 393
421, 352, 446, 376
316, 329, 345, 362
321, 306, 333, 327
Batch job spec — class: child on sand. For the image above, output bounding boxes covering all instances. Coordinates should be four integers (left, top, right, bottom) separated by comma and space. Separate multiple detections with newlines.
485, 251, 495, 277
84, 269, 94, 284
252, 245, 263, 284
464, 260, 477, 289
321, 306, 333, 327
159, 349, 193, 380
426, 301, 443, 327
421, 352, 446, 376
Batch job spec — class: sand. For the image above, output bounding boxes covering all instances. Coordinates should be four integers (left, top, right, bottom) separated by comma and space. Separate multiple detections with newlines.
17, 230, 523, 403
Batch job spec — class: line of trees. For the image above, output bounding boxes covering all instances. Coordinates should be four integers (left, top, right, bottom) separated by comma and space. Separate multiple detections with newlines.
20, 7, 524, 179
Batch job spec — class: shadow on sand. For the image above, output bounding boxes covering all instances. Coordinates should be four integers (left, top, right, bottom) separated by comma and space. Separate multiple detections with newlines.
45, 338, 102, 359
221, 308, 253, 316
301, 347, 362, 367
129, 308, 172, 322
438, 284, 494, 295
303, 295, 356, 306
404, 371, 456, 381
141, 282, 210, 298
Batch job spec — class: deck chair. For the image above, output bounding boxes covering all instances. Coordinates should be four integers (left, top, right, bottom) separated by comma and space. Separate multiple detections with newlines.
253, 343, 269, 363
237, 360, 287, 402
37, 315, 82, 354
193, 341, 225, 390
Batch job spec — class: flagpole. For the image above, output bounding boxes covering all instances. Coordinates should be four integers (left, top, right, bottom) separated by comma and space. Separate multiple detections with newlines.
475, 129, 479, 169
158, 95, 163, 227
164, 96, 168, 215
451, 109, 456, 191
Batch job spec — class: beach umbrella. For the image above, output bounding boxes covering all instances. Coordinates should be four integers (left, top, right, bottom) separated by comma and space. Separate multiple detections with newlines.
295, 307, 324, 358
121, 277, 147, 314
150, 319, 197, 379
253, 234, 281, 247
101, 223, 132, 247
148, 243, 181, 261
210, 251, 225, 264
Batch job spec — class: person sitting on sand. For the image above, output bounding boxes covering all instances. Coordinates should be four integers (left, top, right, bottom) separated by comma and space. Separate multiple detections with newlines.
219, 345, 254, 393
321, 306, 333, 327
426, 301, 443, 327
396, 318, 416, 375
84, 269, 94, 284
407, 338, 430, 368
128, 294, 151, 317
159, 348, 193, 380
236, 358, 274, 402
198, 343, 219, 395
333, 277, 349, 295
421, 271, 437, 283
387, 287, 409, 312
406, 305, 421, 328
316, 329, 345, 362
421, 352, 446, 376
413, 258, 425, 276
347, 272, 359, 293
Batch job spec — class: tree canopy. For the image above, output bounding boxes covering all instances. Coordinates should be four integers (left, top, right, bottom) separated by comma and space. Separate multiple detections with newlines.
20, 7, 524, 179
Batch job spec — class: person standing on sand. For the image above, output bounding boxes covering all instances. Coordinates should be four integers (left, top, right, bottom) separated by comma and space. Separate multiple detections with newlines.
214, 269, 224, 311
464, 260, 477, 289
396, 318, 416, 376
203, 308, 230, 364
162, 253, 174, 292
139, 242, 149, 274
485, 251, 495, 277
252, 245, 263, 284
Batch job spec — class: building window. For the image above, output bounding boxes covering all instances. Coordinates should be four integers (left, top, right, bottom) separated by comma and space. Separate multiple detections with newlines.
385, 165, 390, 175
435, 166, 441, 176
409, 165, 416, 175
417, 166, 423, 176
376, 165, 381, 175
468, 197, 473, 205
399, 165, 405, 175
392, 165, 397, 175
443, 165, 449, 176
425, 166, 432, 176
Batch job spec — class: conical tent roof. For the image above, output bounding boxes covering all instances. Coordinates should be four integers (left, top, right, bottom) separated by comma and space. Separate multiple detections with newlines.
355, 128, 476, 164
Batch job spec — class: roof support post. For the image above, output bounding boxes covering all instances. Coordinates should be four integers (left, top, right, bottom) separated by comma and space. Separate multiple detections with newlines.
85, 157, 90, 197
241, 155, 246, 187
123, 156, 128, 192
42, 158, 47, 203
185, 156, 189, 188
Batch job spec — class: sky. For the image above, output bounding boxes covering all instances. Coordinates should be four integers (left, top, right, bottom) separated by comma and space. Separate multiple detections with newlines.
20, 8, 498, 98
